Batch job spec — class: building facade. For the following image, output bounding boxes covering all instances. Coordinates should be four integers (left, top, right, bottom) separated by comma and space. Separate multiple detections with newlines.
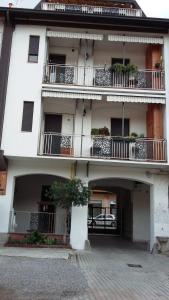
0, 0, 169, 250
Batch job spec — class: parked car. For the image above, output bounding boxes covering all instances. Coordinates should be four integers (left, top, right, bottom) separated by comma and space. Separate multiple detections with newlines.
88, 213, 116, 227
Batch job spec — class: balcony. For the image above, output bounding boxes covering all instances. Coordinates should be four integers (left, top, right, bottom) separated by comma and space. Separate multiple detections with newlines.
44, 64, 165, 91
40, 133, 167, 163
42, 2, 143, 17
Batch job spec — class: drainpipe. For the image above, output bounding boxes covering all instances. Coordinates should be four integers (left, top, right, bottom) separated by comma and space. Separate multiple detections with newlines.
80, 99, 85, 156
122, 102, 125, 137
0, 12, 14, 148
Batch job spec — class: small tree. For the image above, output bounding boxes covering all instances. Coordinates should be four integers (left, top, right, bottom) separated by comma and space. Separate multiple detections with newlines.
47, 178, 90, 243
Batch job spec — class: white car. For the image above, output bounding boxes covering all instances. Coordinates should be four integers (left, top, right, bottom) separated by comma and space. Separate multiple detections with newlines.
88, 213, 116, 227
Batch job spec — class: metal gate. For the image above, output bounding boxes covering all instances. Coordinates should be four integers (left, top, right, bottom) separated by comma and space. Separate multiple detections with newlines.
88, 206, 122, 235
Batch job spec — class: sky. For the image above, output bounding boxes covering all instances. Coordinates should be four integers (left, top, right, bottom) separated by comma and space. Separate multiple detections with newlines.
0, 0, 169, 19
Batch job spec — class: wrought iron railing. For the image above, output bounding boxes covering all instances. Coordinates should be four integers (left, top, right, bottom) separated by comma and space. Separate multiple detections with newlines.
42, 2, 143, 17
42, 132, 75, 156
40, 133, 167, 162
9, 211, 57, 234
44, 64, 165, 90
90, 136, 166, 162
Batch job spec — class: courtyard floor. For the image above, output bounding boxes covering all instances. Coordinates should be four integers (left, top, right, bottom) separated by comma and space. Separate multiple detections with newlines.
1, 235, 169, 299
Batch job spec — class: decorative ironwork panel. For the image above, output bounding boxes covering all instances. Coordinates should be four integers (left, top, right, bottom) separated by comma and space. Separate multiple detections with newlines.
61, 136, 71, 148
30, 213, 39, 231
135, 141, 148, 160
137, 72, 150, 89
57, 67, 74, 84
92, 137, 112, 157
95, 69, 112, 86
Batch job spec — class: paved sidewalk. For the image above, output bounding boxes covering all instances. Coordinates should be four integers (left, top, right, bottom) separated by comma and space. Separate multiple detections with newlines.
0, 247, 73, 260
75, 235, 169, 300
1, 237, 169, 299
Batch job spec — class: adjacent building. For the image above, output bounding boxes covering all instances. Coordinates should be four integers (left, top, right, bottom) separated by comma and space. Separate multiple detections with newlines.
0, 0, 169, 250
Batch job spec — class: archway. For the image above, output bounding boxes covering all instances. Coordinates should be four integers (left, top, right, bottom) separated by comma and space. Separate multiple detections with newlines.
9, 174, 68, 237
88, 178, 151, 250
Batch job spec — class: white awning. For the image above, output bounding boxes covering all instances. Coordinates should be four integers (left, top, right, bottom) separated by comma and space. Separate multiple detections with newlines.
107, 95, 165, 104
47, 31, 103, 40
108, 35, 163, 44
42, 90, 102, 100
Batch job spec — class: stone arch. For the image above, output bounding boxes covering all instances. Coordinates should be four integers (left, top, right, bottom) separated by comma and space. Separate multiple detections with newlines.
88, 176, 151, 249
13, 171, 70, 181
10, 174, 70, 236
88, 173, 153, 187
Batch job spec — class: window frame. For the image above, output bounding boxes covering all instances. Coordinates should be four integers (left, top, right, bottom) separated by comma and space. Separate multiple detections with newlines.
21, 101, 34, 132
28, 35, 40, 63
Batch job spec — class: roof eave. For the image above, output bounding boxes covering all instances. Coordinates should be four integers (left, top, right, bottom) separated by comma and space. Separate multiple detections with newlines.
0, 7, 169, 33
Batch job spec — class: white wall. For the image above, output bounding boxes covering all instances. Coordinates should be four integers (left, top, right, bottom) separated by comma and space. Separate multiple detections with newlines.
43, 98, 75, 135
94, 42, 147, 69
0, 20, 4, 57
150, 175, 169, 250
13, 174, 66, 234
0, 157, 169, 250
132, 184, 150, 242
49, 45, 79, 66
0, 158, 71, 234
91, 102, 147, 136
1, 25, 46, 157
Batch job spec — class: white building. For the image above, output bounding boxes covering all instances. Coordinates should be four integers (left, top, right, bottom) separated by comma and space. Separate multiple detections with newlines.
0, 0, 169, 250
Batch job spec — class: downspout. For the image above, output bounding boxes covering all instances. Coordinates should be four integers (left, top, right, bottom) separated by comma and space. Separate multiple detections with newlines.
122, 102, 125, 137
0, 11, 14, 148
80, 99, 85, 156
0, 11, 14, 171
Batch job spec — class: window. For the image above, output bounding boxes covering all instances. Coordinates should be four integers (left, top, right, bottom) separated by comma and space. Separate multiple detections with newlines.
111, 118, 130, 137
21, 101, 34, 132
28, 36, 40, 63
112, 58, 130, 66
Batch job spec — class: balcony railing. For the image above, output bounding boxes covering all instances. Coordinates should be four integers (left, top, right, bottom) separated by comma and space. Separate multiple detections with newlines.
9, 210, 70, 235
40, 133, 167, 162
9, 211, 57, 234
42, 2, 143, 17
44, 64, 165, 90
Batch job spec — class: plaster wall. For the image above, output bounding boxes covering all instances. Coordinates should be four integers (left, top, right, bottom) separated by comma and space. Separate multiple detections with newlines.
1, 25, 46, 157
49, 45, 79, 66
43, 98, 75, 135
0, 20, 4, 57
0, 158, 71, 234
132, 184, 150, 242
91, 102, 147, 136
90, 192, 116, 208
94, 42, 147, 69
150, 175, 169, 250
0, 158, 168, 250
48, 39, 147, 70
13, 175, 66, 234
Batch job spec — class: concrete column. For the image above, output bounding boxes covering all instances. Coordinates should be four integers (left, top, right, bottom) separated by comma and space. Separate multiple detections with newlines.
150, 175, 169, 251
0, 168, 15, 244
70, 166, 89, 250
70, 205, 88, 250
74, 100, 83, 157
163, 36, 169, 161
132, 185, 150, 244
74, 100, 92, 158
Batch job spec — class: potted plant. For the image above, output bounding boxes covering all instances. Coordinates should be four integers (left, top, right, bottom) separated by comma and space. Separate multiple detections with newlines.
99, 127, 110, 136
91, 128, 100, 136
112, 63, 126, 74
125, 64, 138, 86
126, 64, 138, 75
91, 127, 110, 136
